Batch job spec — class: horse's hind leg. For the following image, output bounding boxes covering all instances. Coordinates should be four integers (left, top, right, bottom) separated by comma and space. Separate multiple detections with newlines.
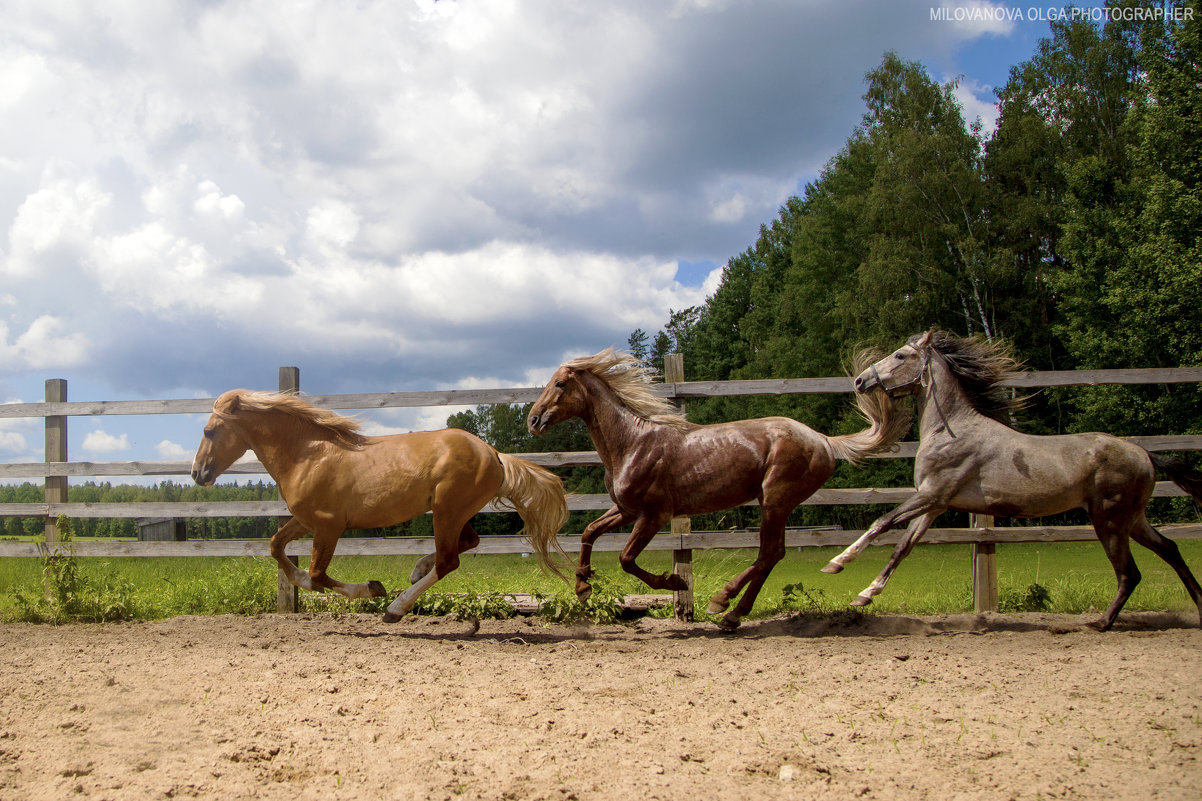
385, 492, 488, 622
1129, 515, 1202, 627
308, 525, 387, 600
1091, 516, 1141, 631
410, 522, 482, 584
706, 510, 787, 630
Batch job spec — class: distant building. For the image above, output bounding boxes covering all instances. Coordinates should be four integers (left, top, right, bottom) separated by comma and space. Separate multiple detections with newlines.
136, 517, 186, 541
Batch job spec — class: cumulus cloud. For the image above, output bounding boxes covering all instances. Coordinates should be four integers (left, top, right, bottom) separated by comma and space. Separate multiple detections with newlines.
155, 440, 191, 460
0, 430, 28, 457
0, 316, 89, 371
82, 430, 131, 454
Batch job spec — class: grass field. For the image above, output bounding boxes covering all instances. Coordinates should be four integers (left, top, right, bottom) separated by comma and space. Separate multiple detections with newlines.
3, 539, 1201, 623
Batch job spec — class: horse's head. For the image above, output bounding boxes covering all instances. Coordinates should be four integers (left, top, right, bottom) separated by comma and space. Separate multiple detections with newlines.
190, 390, 252, 486
854, 330, 933, 397
527, 365, 588, 435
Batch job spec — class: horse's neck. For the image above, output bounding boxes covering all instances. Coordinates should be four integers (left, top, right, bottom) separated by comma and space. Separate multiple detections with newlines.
577, 373, 656, 468
236, 412, 312, 478
916, 357, 977, 439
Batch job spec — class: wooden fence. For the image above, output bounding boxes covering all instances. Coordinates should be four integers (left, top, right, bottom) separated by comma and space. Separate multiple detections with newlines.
2, 359, 1201, 617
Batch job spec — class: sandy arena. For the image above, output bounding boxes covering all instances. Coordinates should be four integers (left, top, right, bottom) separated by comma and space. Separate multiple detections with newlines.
1, 610, 1199, 801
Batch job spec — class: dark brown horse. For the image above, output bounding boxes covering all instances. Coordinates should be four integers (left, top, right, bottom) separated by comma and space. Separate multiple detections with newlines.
823, 330, 1202, 630
527, 348, 909, 629
191, 390, 568, 622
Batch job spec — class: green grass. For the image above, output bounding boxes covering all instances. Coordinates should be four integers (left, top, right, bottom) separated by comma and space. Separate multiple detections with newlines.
3, 539, 1200, 623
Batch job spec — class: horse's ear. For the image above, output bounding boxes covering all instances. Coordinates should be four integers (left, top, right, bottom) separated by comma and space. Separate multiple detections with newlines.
915, 329, 934, 348
216, 392, 241, 414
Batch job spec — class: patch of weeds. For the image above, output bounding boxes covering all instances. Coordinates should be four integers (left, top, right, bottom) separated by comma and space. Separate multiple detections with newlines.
533, 574, 626, 624
999, 582, 1052, 613
413, 591, 517, 621
779, 582, 832, 615
8, 517, 140, 623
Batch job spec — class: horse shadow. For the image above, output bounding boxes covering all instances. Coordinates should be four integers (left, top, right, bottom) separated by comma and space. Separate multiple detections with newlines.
318, 609, 1199, 644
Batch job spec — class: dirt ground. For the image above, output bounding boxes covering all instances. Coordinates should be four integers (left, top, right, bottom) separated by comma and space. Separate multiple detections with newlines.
1, 610, 1200, 801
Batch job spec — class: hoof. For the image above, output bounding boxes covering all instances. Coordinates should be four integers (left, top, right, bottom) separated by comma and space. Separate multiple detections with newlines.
849, 594, 873, 608
381, 611, 403, 624
706, 596, 729, 616
820, 562, 843, 574
367, 580, 387, 598
715, 615, 741, 632
576, 584, 593, 603
1086, 618, 1112, 632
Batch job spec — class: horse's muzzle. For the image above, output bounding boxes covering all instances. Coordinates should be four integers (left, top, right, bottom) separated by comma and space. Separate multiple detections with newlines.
853, 371, 879, 394
191, 465, 213, 486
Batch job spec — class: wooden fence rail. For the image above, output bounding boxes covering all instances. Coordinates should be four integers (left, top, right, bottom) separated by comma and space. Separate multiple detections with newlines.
2, 363, 1201, 617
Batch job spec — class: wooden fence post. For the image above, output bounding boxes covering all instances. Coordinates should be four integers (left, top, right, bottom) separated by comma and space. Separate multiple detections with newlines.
664, 354, 694, 621
44, 379, 68, 544
971, 514, 998, 613
276, 367, 300, 613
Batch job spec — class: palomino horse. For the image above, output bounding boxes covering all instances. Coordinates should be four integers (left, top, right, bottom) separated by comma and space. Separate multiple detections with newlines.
191, 390, 568, 622
822, 330, 1202, 630
527, 348, 909, 629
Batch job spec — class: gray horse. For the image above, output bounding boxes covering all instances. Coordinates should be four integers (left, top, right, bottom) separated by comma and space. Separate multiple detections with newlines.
822, 330, 1202, 630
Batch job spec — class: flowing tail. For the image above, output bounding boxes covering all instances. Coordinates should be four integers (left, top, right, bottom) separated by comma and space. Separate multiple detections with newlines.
495, 453, 571, 579
1150, 453, 1202, 503
826, 348, 912, 464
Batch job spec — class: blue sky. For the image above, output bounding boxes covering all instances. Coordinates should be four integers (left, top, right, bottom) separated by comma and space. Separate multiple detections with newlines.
0, 0, 1107, 479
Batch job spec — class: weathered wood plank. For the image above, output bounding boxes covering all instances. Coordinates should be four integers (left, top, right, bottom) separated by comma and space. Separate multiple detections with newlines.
4, 524, 1199, 559
2, 366, 1199, 419
5, 433, 1199, 480
1000, 367, 1202, 388
0, 480, 1192, 518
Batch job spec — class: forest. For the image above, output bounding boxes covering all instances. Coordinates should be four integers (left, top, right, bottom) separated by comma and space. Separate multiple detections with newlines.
4, 6, 1199, 540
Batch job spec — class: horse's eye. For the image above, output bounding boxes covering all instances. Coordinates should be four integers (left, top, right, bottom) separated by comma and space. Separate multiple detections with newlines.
203, 428, 215, 439
895, 353, 905, 360
554, 381, 566, 389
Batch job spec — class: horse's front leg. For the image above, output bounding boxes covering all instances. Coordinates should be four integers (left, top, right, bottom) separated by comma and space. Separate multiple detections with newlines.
576, 505, 630, 601
821, 492, 935, 574
307, 525, 387, 600
850, 509, 942, 606
270, 517, 319, 590
617, 514, 684, 592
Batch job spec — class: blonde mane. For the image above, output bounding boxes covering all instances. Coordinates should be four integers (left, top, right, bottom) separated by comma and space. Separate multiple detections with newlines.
216, 390, 368, 447
566, 348, 689, 429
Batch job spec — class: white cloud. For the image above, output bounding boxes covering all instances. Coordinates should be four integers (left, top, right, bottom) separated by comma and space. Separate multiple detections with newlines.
0, 316, 89, 371
194, 181, 245, 221
950, 77, 1001, 138
0, 430, 28, 456
82, 430, 131, 454
155, 439, 191, 459
4, 172, 110, 278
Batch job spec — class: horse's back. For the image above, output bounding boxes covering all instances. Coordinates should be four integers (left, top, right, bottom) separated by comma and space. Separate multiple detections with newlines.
933, 425, 1155, 517
667, 416, 835, 509
368, 427, 501, 477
